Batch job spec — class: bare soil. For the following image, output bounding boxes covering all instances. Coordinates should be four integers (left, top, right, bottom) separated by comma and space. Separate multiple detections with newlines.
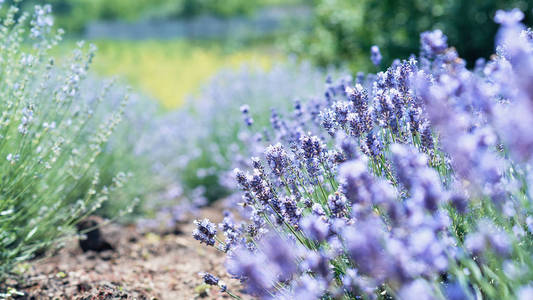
1, 207, 249, 300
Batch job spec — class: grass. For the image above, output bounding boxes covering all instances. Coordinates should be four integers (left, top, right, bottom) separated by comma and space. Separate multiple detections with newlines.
56, 39, 280, 108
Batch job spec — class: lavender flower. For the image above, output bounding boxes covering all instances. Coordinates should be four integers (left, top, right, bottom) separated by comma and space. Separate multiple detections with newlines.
363, 132, 382, 157
332, 101, 350, 126
421, 29, 448, 56
495, 8, 524, 26
278, 275, 327, 300
370, 45, 383, 66
281, 196, 302, 227
240, 104, 254, 127
300, 134, 324, 160
518, 286, 533, 300
338, 159, 374, 205
265, 143, 290, 177
327, 192, 347, 218
193, 218, 217, 246
300, 215, 329, 242
319, 109, 337, 136
200, 272, 219, 286
234, 168, 250, 190
342, 219, 390, 279
398, 279, 435, 300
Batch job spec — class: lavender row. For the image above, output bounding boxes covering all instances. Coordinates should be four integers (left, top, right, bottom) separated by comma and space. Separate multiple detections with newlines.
194, 9, 533, 300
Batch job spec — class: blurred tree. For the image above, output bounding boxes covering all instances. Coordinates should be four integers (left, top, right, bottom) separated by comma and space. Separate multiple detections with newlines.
289, 0, 533, 70
7, 0, 300, 34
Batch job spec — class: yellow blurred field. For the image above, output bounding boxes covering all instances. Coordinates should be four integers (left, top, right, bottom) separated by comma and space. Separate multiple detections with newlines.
88, 40, 278, 108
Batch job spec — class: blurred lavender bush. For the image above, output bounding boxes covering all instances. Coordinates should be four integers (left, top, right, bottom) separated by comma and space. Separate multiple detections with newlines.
194, 9, 533, 300
132, 62, 334, 233
71, 80, 164, 220
161, 62, 329, 203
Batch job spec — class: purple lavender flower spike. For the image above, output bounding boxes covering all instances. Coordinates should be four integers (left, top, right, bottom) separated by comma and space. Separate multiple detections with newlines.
338, 158, 374, 205
193, 218, 217, 246
328, 192, 348, 218
371, 45, 383, 66
265, 143, 290, 177
342, 220, 389, 279
226, 248, 276, 296
281, 195, 302, 227
200, 272, 220, 286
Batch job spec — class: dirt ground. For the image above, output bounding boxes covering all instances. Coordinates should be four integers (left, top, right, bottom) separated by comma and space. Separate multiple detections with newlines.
1, 207, 249, 300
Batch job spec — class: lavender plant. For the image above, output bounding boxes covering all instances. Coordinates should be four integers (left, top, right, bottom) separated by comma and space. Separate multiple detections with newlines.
0, 3, 133, 274
193, 9, 533, 300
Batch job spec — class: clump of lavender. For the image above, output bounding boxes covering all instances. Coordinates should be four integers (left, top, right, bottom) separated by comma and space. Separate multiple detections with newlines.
0, 3, 137, 275
191, 8, 533, 300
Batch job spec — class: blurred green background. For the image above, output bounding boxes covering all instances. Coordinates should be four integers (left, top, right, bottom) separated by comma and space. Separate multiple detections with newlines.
33, 0, 309, 108
288, 0, 533, 70
12, 0, 531, 107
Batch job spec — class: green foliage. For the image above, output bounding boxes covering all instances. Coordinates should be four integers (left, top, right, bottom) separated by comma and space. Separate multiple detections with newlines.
11, 0, 308, 33
289, 0, 533, 70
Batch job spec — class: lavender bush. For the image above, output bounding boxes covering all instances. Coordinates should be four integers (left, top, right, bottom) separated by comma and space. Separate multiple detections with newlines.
194, 9, 533, 299
0, 3, 137, 274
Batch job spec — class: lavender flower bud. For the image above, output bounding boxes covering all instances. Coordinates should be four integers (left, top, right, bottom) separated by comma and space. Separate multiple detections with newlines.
494, 8, 524, 26
319, 109, 337, 136
339, 159, 374, 205
300, 134, 324, 160
240, 104, 253, 127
